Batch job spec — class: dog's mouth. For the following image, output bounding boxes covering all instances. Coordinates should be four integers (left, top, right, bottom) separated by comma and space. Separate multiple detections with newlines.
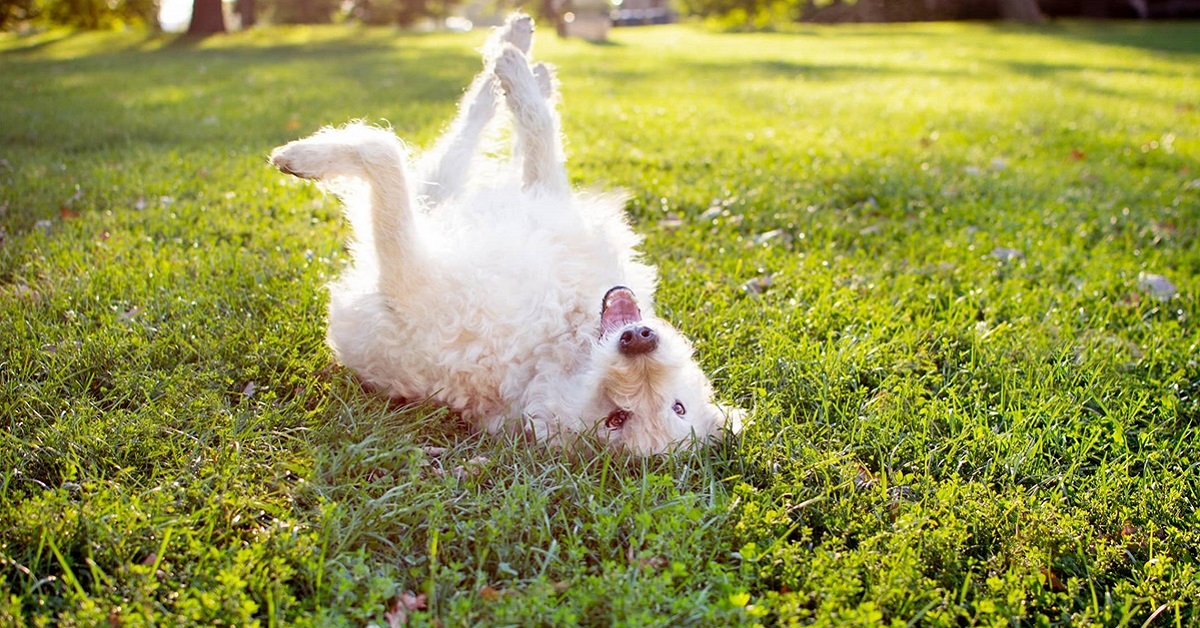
600, 286, 641, 337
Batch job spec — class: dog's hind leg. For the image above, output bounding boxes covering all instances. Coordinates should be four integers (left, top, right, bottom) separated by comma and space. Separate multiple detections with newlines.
270, 124, 419, 293
494, 45, 570, 196
416, 14, 536, 204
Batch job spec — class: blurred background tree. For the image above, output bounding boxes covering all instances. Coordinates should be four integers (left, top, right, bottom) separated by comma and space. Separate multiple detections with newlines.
2, 0, 159, 29
272, 0, 341, 23
0, 0, 42, 29
186, 0, 223, 33
346, 0, 465, 26
1, 0, 1192, 32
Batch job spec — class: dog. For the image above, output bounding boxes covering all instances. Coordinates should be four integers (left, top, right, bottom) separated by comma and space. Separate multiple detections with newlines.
269, 15, 743, 455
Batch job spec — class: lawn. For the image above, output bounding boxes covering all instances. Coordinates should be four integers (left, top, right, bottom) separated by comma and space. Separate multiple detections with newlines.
1, 17, 1198, 626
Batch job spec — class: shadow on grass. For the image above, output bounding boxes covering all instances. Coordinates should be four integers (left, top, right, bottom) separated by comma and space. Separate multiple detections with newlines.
0, 30, 74, 55
1033, 19, 1200, 55
0, 30, 483, 153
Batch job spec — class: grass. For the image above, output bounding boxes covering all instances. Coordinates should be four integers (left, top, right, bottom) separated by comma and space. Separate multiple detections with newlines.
1, 18, 1198, 626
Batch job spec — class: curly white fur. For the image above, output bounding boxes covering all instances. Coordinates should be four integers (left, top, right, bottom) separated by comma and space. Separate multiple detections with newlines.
270, 15, 743, 455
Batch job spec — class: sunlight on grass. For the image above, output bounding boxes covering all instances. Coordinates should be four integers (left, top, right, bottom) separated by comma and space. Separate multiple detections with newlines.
1, 19, 1198, 626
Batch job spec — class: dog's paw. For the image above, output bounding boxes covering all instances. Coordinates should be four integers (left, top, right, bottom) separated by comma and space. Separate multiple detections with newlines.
532, 62, 558, 100
270, 139, 333, 180
493, 45, 533, 94
500, 13, 534, 54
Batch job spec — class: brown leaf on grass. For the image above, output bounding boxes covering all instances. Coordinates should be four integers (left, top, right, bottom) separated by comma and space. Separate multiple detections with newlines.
1039, 566, 1067, 592
1120, 291, 1142, 307
385, 591, 427, 627
366, 467, 391, 483
453, 456, 489, 481
428, 455, 489, 481
853, 465, 878, 491
13, 283, 38, 299
886, 485, 918, 508
741, 273, 773, 296
479, 585, 510, 602
60, 207, 79, 220
1070, 148, 1086, 161
625, 544, 668, 572
314, 362, 346, 384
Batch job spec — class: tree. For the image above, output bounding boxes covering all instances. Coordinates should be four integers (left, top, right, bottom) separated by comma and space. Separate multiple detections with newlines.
348, 0, 463, 27
1, 0, 40, 29
997, 0, 1045, 22
272, 0, 340, 23
235, 0, 256, 27
187, 0, 225, 34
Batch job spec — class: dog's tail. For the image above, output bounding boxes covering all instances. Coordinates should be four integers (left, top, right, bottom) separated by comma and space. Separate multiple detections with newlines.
270, 124, 416, 291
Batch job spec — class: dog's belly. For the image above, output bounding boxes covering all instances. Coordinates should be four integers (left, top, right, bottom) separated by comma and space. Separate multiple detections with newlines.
326, 279, 595, 430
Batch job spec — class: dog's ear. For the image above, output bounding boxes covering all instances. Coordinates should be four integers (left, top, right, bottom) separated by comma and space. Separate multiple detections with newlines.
716, 404, 746, 437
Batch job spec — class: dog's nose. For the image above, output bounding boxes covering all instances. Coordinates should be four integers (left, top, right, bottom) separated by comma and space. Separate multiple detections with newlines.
618, 325, 658, 355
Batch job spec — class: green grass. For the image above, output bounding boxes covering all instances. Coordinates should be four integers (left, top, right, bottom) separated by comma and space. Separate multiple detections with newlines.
1, 19, 1198, 626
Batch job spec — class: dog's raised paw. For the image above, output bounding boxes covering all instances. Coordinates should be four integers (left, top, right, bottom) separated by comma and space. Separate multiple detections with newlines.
493, 45, 532, 93
532, 62, 557, 100
501, 14, 534, 54
270, 142, 323, 180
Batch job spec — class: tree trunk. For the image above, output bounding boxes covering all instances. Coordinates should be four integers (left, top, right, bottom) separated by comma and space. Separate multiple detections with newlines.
236, 0, 256, 27
188, 0, 226, 35
997, 0, 1044, 23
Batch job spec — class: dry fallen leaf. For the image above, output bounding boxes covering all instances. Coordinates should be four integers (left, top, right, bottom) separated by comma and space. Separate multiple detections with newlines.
1040, 566, 1067, 592
1138, 273, 1177, 301
385, 591, 427, 628
853, 465, 877, 491
479, 585, 509, 602
741, 273, 773, 296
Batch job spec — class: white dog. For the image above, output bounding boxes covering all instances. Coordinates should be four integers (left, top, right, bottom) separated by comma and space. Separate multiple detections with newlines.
270, 15, 742, 455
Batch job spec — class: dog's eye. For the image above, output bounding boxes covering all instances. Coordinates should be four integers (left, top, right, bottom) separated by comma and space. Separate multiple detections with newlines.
672, 401, 686, 416
605, 409, 631, 430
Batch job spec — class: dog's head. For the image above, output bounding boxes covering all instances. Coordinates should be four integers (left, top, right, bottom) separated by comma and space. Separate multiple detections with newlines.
586, 286, 744, 455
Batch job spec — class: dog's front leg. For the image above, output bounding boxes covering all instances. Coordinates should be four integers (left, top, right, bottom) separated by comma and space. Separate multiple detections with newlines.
416, 14, 538, 204
494, 45, 570, 196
